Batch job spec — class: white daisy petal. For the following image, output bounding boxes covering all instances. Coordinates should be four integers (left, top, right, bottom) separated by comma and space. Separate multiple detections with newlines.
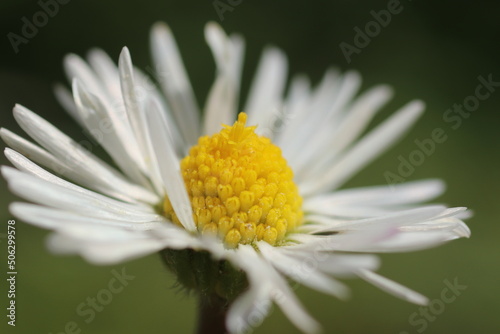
309, 205, 448, 233
303, 179, 446, 214
78, 239, 171, 265
288, 71, 362, 173
203, 23, 245, 135
295, 84, 393, 180
281, 69, 347, 164
64, 53, 106, 98
72, 79, 151, 187
3, 144, 140, 204
226, 280, 273, 334
143, 98, 196, 231
87, 48, 123, 101
258, 242, 349, 299
12, 104, 158, 204
118, 47, 171, 196
56, 223, 150, 242
17, 204, 195, 264
304, 68, 341, 119
245, 47, 288, 133
287, 227, 399, 253
314, 70, 358, 120
273, 75, 312, 147
125, 49, 185, 157
131, 64, 186, 153
3, 149, 153, 212
429, 207, 468, 221
47, 233, 176, 265
65, 53, 146, 168
229, 33, 245, 98
150, 22, 200, 144
3, 167, 163, 223
229, 245, 321, 334
118, 48, 152, 161
352, 230, 466, 253
53, 83, 82, 126
401, 217, 471, 237
1, 130, 74, 181
329, 85, 394, 153
296, 208, 468, 253
303, 206, 404, 221
300, 100, 425, 195
456, 209, 473, 220
287, 253, 381, 278
203, 74, 235, 135
53, 220, 198, 262
285, 75, 311, 110
9, 202, 161, 231
357, 270, 429, 305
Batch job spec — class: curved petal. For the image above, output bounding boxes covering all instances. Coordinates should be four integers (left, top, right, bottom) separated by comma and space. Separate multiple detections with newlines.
143, 98, 196, 231
244, 47, 288, 135
357, 270, 428, 305
227, 245, 320, 334
203, 22, 244, 135
12, 105, 158, 203
150, 22, 200, 144
300, 100, 425, 195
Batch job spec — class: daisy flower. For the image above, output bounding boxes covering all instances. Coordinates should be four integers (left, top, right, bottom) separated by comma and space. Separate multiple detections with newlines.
1, 22, 470, 333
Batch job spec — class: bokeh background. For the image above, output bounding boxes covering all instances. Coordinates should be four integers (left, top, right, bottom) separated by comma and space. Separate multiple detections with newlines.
1, 0, 499, 333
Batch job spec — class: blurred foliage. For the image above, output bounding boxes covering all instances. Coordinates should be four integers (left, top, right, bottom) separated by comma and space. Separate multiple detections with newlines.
1, 0, 499, 333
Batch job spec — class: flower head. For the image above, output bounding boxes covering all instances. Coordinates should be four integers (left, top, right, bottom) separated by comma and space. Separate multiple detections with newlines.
1, 22, 470, 333
171, 112, 303, 248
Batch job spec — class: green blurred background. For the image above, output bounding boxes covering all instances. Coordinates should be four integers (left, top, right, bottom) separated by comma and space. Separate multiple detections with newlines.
1, 0, 499, 333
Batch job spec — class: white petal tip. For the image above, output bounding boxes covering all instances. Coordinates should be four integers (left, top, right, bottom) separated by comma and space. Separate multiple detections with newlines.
205, 21, 223, 33
412, 296, 430, 306
118, 47, 133, 70
63, 53, 82, 69
0, 129, 9, 143
13, 103, 26, 113
344, 70, 362, 81
86, 48, 109, 60
152, 22, 171, 36
374, 84, 394, 99
408, 99, 426, 114
264, 46, 286, 59
120, 46, 131, 57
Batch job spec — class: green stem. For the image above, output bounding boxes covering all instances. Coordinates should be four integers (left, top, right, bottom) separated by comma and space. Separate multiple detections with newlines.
197, 293, 228, 334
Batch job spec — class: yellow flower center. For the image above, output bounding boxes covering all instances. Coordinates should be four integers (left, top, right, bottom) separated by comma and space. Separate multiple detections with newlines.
163, 113, 303, 248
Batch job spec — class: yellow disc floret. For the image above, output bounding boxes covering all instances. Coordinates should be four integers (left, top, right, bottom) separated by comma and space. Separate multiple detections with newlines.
163, 113, 303, 248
